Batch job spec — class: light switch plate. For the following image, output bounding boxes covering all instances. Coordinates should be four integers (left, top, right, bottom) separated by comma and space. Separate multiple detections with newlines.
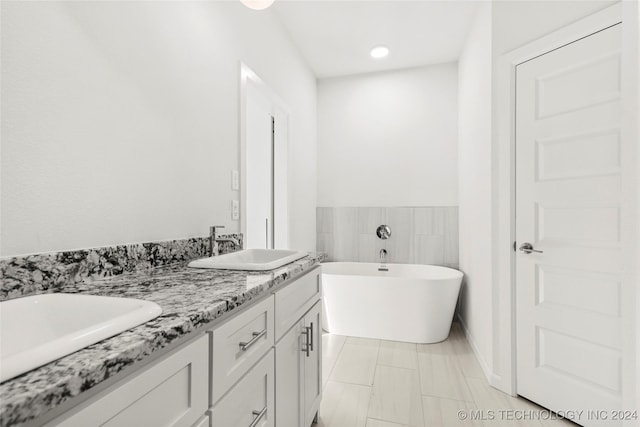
232, 200, 240, 220
231, 170, 239, 190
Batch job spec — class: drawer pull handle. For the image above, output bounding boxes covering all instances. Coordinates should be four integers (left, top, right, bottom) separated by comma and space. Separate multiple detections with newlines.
249, 407, 267, 427
302, 327, 310, 357
239, 329, 267, 351
309, 321, 314, 352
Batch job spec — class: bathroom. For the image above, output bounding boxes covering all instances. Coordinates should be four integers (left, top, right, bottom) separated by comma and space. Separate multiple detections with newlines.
1, 0, 638, 426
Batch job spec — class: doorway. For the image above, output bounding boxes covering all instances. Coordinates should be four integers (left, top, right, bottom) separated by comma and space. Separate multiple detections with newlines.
240, 64, 290, 249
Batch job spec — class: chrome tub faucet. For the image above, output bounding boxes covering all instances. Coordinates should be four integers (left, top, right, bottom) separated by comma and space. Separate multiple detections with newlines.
379, 249, 389, 272
379, 248, 387, 264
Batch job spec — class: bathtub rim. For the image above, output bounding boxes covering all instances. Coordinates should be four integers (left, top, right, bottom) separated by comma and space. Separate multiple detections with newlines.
320, 261, 463, 280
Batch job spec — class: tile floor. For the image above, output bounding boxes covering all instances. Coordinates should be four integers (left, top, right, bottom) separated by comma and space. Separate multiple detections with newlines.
317, 323, 575, 427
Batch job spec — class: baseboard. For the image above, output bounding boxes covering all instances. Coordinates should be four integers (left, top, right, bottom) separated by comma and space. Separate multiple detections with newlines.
456, 313, 494, 384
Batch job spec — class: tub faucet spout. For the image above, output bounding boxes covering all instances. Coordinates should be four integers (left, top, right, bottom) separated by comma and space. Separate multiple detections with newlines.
378, 249, 389, 272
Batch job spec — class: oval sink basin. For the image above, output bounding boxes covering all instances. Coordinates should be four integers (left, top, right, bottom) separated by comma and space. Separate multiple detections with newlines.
0, 293, 162, 382
188, 249, 307, 271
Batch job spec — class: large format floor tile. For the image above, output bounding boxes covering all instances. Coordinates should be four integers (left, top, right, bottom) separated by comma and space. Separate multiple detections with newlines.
317, 381, 372, 427
329, 339, 379, 386
323, 334, 347, 359
422, 396, 480, 427
417, 343, 474, 402
368, 365, 424, 426
376, 341, 417, 370
318, 325, 573, 427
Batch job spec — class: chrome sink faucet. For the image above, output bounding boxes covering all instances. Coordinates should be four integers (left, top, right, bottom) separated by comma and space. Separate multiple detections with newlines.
209, 225, 240, 257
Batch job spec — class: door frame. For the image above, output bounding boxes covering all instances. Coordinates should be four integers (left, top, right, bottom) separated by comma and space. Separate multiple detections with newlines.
494, 2, 637, 411
239, 62, 292, 248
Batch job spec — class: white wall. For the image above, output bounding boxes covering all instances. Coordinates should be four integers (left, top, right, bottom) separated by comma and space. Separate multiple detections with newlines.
457, 1, 494, 379
492, 0, 618, 55
0, 1, 317, 256
317, 64, 458, 207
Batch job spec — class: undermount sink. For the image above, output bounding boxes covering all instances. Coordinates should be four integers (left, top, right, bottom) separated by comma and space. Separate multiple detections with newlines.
188, 249, 308, 271
0, 293, 162, 383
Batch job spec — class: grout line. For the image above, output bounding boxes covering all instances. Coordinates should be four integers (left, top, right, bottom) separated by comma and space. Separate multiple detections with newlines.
420, 392, 474, 404
375, 363, 419, 372
375, 362, 418, 370
324, 379, 373, 388
366, 416, 408, 427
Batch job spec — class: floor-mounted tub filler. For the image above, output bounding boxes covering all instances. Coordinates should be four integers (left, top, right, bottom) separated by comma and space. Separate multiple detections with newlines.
322, 262, 463, 343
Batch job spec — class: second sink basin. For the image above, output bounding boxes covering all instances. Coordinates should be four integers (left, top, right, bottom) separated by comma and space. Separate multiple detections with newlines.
188, 249, 307, 271
0, 293, 162, 383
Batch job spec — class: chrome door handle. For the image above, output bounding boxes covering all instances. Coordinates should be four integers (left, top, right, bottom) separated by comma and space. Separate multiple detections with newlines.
239, 329, 267, 351
302, 327, 310, 357
518, 242, 543, 254
248, 407, 267, 427
307, 322, 314, 352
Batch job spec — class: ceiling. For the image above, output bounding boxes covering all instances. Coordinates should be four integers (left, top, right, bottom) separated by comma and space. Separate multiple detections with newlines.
273, 0, 479, 79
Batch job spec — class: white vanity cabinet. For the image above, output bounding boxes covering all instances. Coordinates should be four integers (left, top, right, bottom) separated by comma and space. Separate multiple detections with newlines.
45, 265, 321, 427
274, 268, 322, 427
48, 334, 209, 427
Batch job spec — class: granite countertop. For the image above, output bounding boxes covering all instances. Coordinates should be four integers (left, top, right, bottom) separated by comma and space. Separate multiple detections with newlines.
0, 253, 324, 427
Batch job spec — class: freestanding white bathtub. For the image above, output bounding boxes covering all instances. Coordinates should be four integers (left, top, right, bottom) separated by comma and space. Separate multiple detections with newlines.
322, 262, 463, 343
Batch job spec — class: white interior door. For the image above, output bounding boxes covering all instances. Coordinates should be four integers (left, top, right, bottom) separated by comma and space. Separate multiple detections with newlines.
246, 83, 273, 249
515, 24, 625, 426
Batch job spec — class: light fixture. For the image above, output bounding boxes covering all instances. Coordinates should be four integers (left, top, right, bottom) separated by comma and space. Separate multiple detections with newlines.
370, 46, 389, 59
240, 0, 275, 10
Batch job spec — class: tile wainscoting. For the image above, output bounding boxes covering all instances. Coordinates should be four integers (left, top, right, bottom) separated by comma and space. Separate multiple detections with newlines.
317, 207, 458, 267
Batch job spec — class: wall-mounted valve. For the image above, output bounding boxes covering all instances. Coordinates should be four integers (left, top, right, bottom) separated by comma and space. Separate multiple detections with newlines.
376, 225, 391, 240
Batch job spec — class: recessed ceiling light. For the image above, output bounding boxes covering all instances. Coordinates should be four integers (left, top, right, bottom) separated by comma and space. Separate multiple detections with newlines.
240, 0, 275, 10
370, 46, 389, 59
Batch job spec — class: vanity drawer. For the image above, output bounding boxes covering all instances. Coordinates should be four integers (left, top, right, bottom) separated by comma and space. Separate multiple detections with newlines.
210, 349, 274, 427
274, 267, 321, 340
210, 295, 274, 405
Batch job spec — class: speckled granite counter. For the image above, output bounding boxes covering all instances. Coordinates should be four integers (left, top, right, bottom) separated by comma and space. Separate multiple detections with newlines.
0, 253, 324, 427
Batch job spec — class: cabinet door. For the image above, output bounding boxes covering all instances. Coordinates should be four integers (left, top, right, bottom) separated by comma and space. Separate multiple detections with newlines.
303, 300, 322, 427
275, 319, 304, 427
50, 334, 209, 427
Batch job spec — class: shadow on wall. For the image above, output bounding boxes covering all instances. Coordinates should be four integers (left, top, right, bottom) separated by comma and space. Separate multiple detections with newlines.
316, 207, 458, 267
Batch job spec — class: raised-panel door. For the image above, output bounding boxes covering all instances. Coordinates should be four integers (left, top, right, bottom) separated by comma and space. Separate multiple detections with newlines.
515, 24, 625, 426
303, 301, 322, 427
275, 319, 304, 427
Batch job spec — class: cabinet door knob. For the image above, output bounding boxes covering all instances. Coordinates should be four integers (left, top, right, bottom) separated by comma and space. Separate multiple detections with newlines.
239, 329, 267, 351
